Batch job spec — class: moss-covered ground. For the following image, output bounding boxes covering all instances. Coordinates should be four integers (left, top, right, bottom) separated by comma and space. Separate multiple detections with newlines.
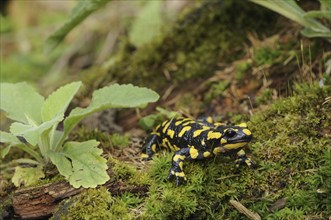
53, 81, 330, 220
1, 0, 330, 219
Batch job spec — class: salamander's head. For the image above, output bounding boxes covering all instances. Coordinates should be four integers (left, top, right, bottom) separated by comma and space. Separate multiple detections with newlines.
216, 123, 252, 150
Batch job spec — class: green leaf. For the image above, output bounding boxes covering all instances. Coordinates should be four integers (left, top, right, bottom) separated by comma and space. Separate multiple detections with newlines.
301, 27, 331, 38
12, 166, 45, 187
45, 0, 111, 53
250, 0, 331, 38
0, 131, 21, 158
10, 114, 63, 146
139, 114, 158, 130
304, 10, 331, 21
129, 1, 163, 48
61, 84, 159, 144
1, 145, 11, 158
41, 81, 82, 122
47, 140, 109, 188
0, 131, 43, 161
0, 82, 44, 124
0, 131, 21, 145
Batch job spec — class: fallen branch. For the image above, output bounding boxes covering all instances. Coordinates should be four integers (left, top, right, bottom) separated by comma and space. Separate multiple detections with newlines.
229, 199, 261, 220
8, 168, 148, 219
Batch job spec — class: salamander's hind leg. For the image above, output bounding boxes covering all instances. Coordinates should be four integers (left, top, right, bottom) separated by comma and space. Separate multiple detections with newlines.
141, 133, 161, 160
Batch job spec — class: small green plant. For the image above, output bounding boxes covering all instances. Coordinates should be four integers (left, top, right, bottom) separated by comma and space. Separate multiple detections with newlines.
45, 0, 111, 53
0, 82, 159, 188
110, 133, 129, 149
250, 0, 331, 38
139, 107, 178, 130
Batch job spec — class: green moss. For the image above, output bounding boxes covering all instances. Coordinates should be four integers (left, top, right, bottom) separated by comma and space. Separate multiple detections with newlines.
51, 157, 149, 219
54, 82, 330, 219
140, 81, 330, 219
111, 133, 130, 149
33, 173, 65, 187
109, 157, 150, 186
253, 46, 282, 66
52, 187, 132, 220
175, 94, 204, 116
235, 61, 252, 80
85, 0, 276, 93
70, 127, 112, 149
255, 89, 273, 105
204, 80, 230, 102
248, 82, 331, 218
110, 157, 137, 181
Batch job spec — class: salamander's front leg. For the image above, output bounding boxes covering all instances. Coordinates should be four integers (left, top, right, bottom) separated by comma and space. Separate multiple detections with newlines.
235, 149, 255, 168
141, 133, 160, 160
167, 148, 190, 186
168, 147, 210, 186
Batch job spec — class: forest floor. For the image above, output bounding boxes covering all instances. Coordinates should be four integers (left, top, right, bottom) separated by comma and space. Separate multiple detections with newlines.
1, 1, 331, 219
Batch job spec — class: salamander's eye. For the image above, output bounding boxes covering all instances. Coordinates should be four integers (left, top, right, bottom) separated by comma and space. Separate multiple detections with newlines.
225, 129, 236, 138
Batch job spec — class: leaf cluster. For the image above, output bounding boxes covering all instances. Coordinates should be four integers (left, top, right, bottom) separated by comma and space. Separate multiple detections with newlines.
0, 82, 159, 188
250, 0, 331, 39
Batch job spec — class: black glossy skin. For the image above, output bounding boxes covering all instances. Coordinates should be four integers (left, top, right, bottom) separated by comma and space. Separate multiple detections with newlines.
141, 117, 254, 186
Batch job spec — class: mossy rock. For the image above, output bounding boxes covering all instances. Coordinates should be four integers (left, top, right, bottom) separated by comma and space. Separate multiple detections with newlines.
82, 0, 276, 94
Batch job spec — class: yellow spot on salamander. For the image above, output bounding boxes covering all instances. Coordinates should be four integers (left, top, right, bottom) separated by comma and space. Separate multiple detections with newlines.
173, 155, 186, 161
173, 145, 180, 151
213, 147, 222, 155
141, 153, 148, 158
151, 144, 157, 153
238, 123, 247, 128
214, 122, 226, 127
179, 161, 184, 169
201, 140, 206, 146
207, 131, 222, 140
224, 142, 247, 149
162, 138, 174, 151
175, 120, 182, 126
178, 126, 191, 137
221, 138, 227, 144
206, 116, 213, 123
189, 147, 199, 159
237, 149, 245, 156
163, 139, 175, 151
193, 127, 210, 137
162, 121, 171, 133
245, 158, 252, 166
182, 121, 192, 126
243, 129, 251, 136
203, 151, 211, 158
175, 172, 185, 177
167, 129, 175, 139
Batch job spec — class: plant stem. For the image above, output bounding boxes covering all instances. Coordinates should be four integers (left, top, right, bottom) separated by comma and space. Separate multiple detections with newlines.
16, 144, 44, 164
40, 133, 50, 163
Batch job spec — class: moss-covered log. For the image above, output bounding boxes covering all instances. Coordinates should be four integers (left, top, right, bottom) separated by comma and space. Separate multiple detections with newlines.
4, 166, 148, 219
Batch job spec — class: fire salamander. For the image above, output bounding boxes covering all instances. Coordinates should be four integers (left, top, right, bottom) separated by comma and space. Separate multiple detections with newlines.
141, 117, 253, 186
